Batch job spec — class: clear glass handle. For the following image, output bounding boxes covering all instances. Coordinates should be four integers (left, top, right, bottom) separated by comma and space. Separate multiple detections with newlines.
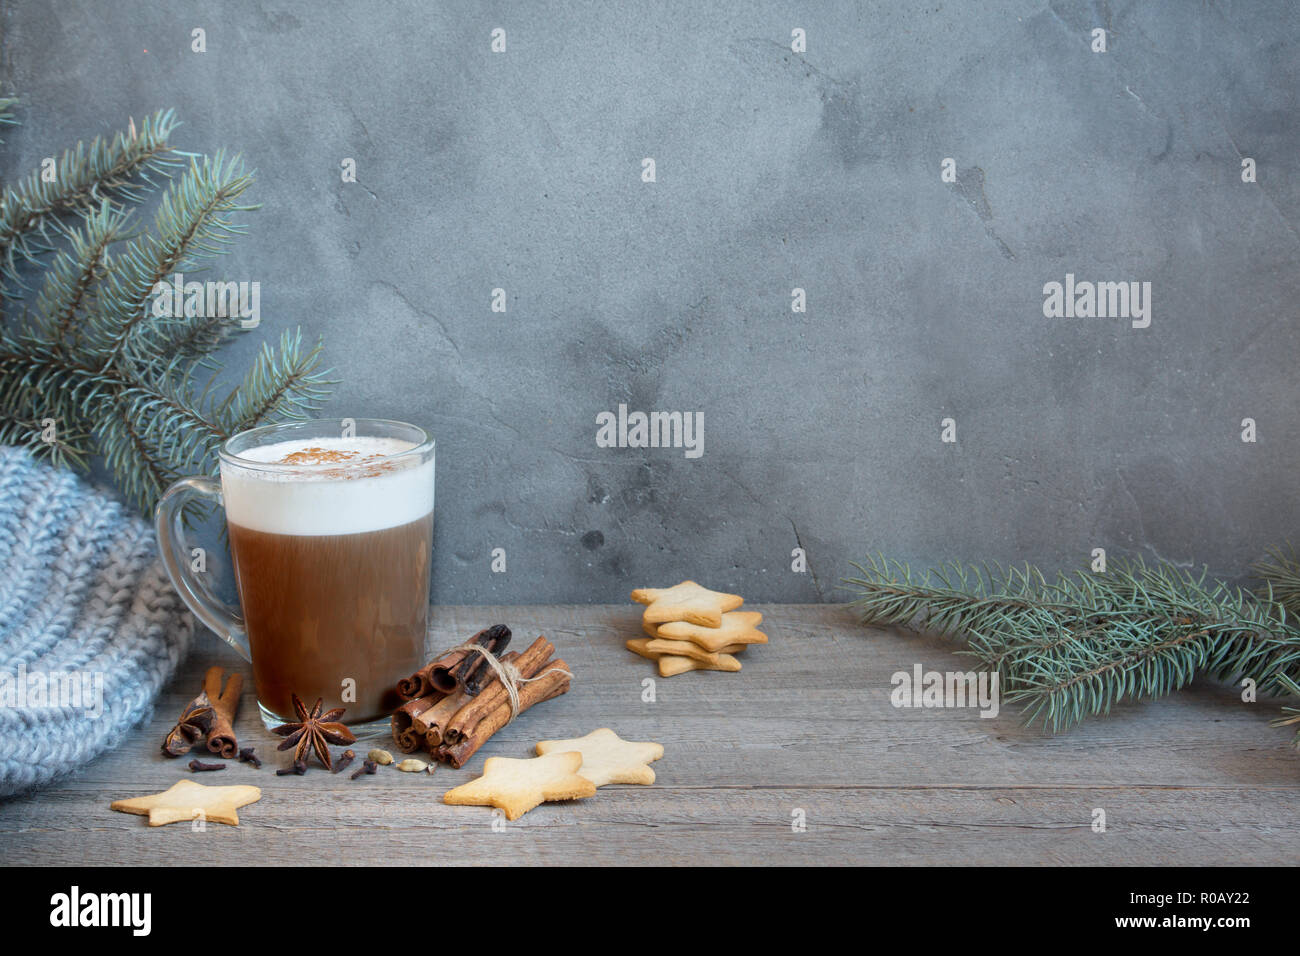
154, 476, 249, 661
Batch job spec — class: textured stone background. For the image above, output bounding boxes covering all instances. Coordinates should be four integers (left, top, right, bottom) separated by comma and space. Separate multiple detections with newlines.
3, 1, 1298, 603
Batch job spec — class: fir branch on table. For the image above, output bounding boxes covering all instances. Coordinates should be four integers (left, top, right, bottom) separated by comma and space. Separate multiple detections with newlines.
844, 554, 1300, 732
0, 100, 333, 512
1254, 546, 1300, 621
1270, 674, 1300, 749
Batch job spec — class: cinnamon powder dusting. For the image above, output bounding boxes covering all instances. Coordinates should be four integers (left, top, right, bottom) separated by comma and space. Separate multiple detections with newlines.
278, 446, 369, 465
275, 446, 398, 478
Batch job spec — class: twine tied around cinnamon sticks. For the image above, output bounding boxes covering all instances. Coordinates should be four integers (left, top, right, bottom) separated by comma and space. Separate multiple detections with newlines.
445, 641, 574, 725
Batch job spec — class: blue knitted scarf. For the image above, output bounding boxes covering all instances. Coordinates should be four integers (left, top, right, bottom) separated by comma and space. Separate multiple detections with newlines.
0, 447, 193, 797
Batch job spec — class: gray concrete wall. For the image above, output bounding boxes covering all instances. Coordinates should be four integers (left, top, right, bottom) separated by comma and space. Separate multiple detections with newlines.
3, 1, 1298, 603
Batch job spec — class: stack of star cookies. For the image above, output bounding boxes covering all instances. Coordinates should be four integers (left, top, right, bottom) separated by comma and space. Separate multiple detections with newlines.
626, 580, 767, 676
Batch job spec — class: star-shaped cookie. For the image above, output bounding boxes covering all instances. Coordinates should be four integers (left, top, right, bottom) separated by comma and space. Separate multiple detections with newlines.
631, 580, 744, 628
628, 636, 747, 661
442, 751, 597, 820
645, 637, 745, 665
627, 636, 746, 664
656, 610, 767, 652
625, 637, 661, 660
535, 728, 664, 787
110, 779, 261, 827
659, 652, 742, 677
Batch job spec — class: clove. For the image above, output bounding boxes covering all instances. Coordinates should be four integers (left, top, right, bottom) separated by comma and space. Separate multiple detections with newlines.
333, 749, 356, 774
276, 759, 308, 776
238, 747, 262, 769
188, 759, 225, 772
350, 759, 378, 780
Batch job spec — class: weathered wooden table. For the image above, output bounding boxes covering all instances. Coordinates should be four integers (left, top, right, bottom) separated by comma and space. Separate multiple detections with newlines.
3, 605, 1296, 865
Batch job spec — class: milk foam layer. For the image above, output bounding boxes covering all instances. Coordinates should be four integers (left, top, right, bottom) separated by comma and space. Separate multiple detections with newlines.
222, 436, 434, 536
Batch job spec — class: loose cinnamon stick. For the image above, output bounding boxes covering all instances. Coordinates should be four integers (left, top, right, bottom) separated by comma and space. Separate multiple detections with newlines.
391, 693, 446, 753
203, 666, 243, 759
442, 636, 554, 746
435, 660, 572, 769
431, 624, 512, 695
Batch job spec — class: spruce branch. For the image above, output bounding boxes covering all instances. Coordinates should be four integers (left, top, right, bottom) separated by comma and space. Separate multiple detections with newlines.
0, 101, 334, 513
32, 200, 133, 346
0, 98, 17, 142
92, 151, 257, 364
95, 400, 182, 510
845, 554, 1300, 732
999, 618, 1213, 731
1254, 546, 1300, 621
220, 328, 332, 430
0, 412, 91, 470
843, 554, 1076, 638
136, 311, 232, 364
1270, 674, 1300, 749
0, 108, 181, 292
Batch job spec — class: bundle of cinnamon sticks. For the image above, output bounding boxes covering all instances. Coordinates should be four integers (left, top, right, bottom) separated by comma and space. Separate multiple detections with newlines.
392, 625, 572, 768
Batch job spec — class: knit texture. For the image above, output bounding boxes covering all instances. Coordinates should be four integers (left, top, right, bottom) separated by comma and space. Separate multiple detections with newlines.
0, 446, 193, 798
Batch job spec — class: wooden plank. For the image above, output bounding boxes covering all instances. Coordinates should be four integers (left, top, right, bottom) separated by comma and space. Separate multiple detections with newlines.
2, 605, 1296, 865
3, 786, 1295, 866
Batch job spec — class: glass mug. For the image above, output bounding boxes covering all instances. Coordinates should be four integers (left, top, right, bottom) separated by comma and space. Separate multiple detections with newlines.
156, 418, 435, 734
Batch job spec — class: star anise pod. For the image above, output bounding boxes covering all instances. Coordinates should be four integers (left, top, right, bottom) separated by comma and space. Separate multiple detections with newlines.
272, 694, 356, 770
162, 691, 214, 756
